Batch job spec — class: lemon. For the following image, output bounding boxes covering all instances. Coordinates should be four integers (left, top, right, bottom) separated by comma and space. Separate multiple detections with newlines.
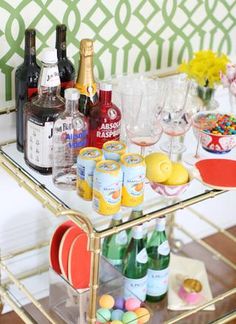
163, 162, 189, 185
145, 152, 172, 183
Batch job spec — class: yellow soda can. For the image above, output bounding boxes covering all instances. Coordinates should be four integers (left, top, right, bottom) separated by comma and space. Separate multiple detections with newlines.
77, 147, 102, 200
121, 153, 146, 207
93, 160, 122, 216
102, 140, 127, 162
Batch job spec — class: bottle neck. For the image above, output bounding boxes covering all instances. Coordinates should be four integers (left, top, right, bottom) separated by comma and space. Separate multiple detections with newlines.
99, 90, 112, 105
65, 99, 79, 113
56, 29, 67, 60
77, 55, 96, 92
24, 36, 36, 64
38, 62, 61, 97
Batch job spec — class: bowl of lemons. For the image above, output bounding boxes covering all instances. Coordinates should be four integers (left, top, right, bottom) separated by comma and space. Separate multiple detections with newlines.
145, 152, 191, 197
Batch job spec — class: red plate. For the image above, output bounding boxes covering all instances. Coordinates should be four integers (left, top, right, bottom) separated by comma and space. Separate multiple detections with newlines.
59, 226, 83, 279
49, 220, 74, 274
68, 232, 91, 289
195, 159, 236, 189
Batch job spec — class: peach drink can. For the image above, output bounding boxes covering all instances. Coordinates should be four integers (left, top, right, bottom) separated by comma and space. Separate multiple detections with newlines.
77, 147, 103, 200
121, 153, 146, 207
93, 160, 122, 215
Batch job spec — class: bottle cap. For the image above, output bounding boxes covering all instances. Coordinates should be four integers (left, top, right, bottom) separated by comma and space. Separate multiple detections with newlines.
156, 217, 166, 231
56, 24, 67, 32
100, 82, 112, 91
65, 88, 80, 101
42, 48, 57, 64
25, 28, 36, 37
131, 225, 143, 239
112, 213, 123, 221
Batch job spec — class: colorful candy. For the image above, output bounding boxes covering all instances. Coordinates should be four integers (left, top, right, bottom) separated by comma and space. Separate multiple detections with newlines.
114, 296, 125, 310
96, 308, 111, 323
125, 297, 141, 311
99, 294, 115, 309
111, 309, 124, 321
195, 113, 236, 135
122, 311, 138, 324
134, 307, 151, 323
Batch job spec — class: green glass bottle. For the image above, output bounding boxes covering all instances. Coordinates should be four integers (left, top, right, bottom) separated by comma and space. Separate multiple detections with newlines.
146, 217, 170, 302
123, 225, 148, 301
127, 205, 143, 243
102, 213, 128, 272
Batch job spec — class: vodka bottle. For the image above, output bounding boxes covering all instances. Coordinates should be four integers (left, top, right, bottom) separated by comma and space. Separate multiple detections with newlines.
53, 88, 88, 189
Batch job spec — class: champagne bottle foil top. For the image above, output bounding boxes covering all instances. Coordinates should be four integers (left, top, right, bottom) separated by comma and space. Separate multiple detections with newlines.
100, 82, 112, 91
132, 225, 143, 239
80, 39, 94, 56
65, 88, 80, 101
42, 48, 57, 64
112, 213, 123, 221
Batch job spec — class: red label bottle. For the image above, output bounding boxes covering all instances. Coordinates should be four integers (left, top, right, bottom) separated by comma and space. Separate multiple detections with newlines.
89, 83, 121, 148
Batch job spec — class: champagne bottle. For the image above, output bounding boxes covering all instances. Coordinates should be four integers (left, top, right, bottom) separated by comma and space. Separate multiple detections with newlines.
146, 217, 170, 302
55, 24, 75, 97
24, 48, 65, 174
15, 28, 40, 152
102, 213, 128, 272
123, 225, 148, 301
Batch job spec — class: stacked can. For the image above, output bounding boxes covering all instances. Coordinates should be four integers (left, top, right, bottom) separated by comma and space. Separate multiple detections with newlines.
120, 153, 146, 207
77, 147, 103, 200
103, 140, 127, 162
93, 160, 122, 216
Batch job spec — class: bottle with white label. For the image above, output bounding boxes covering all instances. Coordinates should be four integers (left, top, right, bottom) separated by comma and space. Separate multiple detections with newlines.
102, 213, 128, 272
24, 48, 65, 174
123, 225, 148, 301
146, 216, 170, 302
52, 88, 88, 189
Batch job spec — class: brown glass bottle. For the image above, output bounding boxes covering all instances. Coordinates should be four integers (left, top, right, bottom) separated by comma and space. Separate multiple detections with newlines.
24, 48, 65, 174
15, 29, 40, 152
56, 24, 75, 97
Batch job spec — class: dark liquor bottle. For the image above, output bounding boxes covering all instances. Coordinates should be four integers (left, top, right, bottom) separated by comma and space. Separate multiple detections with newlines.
24, 48, 65, 174
123, 225, 148, 301
89, 83, 121, 148
146, 217, 170, 302
56, 24, 75, 97
15, 28, 40, 152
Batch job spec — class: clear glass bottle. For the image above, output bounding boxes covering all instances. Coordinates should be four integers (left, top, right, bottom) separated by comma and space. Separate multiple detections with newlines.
102, 213, 128, 272
123, 225, 148, 301
15, 28, 40, 152
24, 48, 65, 174
146, 216, 170, 302
53, 88, 88, 189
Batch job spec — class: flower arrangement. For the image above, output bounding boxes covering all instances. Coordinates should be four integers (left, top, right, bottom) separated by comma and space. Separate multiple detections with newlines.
179, 50, 229, 89
220, 63, 236, 95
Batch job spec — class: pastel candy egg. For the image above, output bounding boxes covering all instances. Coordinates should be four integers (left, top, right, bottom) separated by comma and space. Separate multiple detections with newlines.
125, 297, 141, 311
135, 307, 150, 323
96, 308, 111, 323
111, 309, 124, 321
111, 321, 123, 324
122, 311, 138, 324
99, 294, 115, 309
114, 296, 125, 310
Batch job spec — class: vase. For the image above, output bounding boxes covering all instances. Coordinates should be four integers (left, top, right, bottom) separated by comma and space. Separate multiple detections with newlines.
229, 91, 236, 113
197, 85, 219, 111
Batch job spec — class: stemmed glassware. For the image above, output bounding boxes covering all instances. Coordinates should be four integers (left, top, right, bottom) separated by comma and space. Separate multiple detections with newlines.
159, 76, 192, 158
120, 78, 165, 156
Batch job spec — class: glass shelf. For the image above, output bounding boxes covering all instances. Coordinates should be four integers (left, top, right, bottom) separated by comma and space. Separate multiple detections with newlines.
0, 141, 223, 233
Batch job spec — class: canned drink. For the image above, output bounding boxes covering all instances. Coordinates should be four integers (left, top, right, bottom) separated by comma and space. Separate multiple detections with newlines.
103, 141, 127, 162
121, 153, 146, 207
77, 147, 103, 200
93, 160, 122, 216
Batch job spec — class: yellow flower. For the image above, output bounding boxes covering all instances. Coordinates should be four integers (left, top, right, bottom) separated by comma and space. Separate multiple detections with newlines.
178, 50, 229, 88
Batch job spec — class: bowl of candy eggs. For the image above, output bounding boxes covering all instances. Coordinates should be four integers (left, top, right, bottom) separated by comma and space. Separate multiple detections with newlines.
193, 112, 236, 154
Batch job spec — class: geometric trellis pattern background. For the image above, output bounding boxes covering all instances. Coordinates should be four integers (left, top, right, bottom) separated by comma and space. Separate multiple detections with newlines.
0, 0, 236, 104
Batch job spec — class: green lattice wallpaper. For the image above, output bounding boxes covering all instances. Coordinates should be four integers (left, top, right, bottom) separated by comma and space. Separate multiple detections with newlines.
0, 0, 236, 104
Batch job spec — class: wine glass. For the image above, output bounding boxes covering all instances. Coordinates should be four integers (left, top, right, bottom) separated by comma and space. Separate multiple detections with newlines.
120, 79, 165, 156
159, 75, 192, 156
159, 77, 192, 159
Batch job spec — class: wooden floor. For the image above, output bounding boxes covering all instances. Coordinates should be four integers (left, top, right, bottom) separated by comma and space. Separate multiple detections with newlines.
1, 226, 236, 324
